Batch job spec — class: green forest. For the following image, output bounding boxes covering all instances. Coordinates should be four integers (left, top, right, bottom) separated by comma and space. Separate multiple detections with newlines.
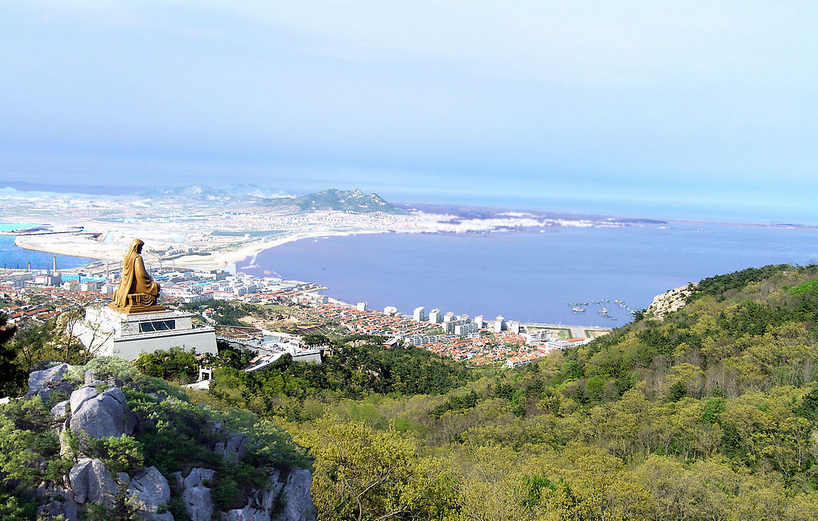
3, 264, 818, 520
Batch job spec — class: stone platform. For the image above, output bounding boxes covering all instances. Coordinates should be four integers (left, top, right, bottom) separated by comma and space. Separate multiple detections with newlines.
76, 306, 218, 361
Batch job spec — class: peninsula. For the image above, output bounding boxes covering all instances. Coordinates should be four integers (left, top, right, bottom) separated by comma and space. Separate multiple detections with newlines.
1, 185, 665, 269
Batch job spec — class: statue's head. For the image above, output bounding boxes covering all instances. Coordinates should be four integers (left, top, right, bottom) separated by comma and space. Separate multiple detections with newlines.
129, 238, 144, 254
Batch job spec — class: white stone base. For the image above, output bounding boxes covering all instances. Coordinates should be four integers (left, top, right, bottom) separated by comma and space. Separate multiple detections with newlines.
76, 306, 217, 361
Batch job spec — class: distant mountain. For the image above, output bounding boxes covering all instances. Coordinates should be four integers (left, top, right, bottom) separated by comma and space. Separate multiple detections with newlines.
266, 188, 408, 214
138, 183, 291, 201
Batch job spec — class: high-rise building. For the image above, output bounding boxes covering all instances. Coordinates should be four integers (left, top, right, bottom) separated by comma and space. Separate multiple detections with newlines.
356, 302, 368, 312
429, 308, 441, 324
494, 315, 505, 333
413, 306, 426, 322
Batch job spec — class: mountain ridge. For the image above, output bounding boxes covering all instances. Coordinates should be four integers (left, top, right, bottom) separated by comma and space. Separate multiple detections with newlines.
263, 188, 407, 214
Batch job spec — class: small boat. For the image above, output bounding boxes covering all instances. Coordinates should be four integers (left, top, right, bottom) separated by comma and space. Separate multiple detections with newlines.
572, 307, 586, 313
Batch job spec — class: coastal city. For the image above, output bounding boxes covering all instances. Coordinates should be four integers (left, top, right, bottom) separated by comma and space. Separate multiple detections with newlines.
0, 185, 646, 272
0, 257, 611, 368
0, 186, 638, 369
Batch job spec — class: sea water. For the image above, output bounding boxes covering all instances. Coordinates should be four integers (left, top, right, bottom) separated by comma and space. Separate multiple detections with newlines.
0, 224, 92, 270
241, 221, 818, 326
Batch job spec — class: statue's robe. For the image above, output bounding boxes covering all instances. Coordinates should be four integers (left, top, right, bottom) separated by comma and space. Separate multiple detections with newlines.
112, 251, 160, 308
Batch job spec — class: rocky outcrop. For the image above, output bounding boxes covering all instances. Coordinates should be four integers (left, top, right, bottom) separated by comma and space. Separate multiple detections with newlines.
26, 362, 73, 402
68, 457, 119, 507
50, 399, 70, 419
69, 384, 138, 439
223, 505, 273, 521
277, 469, 316, 521
646, 283, 697, 320
180, 467, 217, 521
222, 468, 316, 521
20, 361, 316, 521
39, 496, 80, 521
127, 466, 173, 521
215, 432, 250, 463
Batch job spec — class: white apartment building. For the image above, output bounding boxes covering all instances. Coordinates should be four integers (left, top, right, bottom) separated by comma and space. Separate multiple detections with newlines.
494, 315, 505, 333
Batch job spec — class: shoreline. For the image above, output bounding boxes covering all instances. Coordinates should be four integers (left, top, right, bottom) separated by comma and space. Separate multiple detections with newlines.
13, 229, 390, 271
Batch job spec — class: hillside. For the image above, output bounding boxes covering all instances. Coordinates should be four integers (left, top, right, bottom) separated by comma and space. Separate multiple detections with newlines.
4, 264, 818, 520
213, 264, 818, 521
0, 358, 315, 521
264, 189, 408, 214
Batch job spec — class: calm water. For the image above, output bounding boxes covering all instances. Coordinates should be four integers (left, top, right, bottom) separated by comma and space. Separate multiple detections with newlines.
0, 224, 93, 270
241, 222, 818, 326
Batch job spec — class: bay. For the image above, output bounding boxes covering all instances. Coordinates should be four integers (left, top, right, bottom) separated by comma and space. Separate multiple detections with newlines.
241, 221, 818, 327
0, 224, 93, 270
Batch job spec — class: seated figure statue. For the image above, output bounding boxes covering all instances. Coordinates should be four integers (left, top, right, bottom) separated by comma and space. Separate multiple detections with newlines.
109, 238, 164, 313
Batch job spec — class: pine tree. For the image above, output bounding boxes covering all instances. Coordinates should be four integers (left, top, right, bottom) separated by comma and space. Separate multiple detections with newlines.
0, 313, 23, 397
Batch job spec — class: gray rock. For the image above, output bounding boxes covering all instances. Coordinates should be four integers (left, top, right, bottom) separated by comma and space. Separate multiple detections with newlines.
184, 467, 216, 489
127, 466, 172, 520
224, 468, 314, 521
223, 505, 271, 521
215, 433, 250, 463
50, 399, 70, 419
276, 469, 316, 521
183, 468, 216, 521
68, 458, 118, 507
69, 385, 98, 413
69, 385, 137, 439
84, 370, 97, 385
253, 469, 283, 512
26, 363, 73, 402
38, 498, 81, 521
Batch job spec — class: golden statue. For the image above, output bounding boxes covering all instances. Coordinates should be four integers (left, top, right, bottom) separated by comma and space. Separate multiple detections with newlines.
109, 238, 164, 313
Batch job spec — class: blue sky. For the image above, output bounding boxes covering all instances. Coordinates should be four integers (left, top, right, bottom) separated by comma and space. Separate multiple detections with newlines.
1, 1, 816, 223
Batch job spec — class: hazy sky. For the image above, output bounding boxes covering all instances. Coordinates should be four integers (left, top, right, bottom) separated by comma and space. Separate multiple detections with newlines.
1, 1, 816, 223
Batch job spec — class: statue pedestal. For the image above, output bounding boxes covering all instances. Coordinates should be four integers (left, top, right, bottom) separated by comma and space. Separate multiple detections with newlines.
76, 306, 218, 361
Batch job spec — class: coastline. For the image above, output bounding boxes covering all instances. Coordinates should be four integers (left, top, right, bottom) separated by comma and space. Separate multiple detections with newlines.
13, 229, 389, 270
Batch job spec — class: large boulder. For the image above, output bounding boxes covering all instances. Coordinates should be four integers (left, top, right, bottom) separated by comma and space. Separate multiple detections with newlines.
69, 385, 137, 439
68, 458, 118, 507
26, 363, 74, 402
69, 385, 99, 413
182, 467, 216, 521
127, 466, 173, 521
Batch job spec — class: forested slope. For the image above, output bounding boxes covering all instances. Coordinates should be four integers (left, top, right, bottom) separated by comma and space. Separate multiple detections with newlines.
5, 263, 818, 520
213, 264, 818, 521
